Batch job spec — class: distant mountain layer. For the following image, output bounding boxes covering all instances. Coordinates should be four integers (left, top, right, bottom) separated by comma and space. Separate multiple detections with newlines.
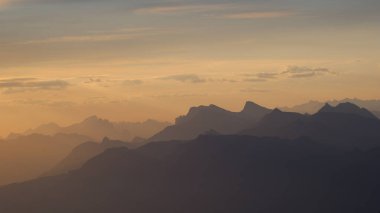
0, 134, 91, 186
1, 135, 380, 213
282, 98, 380, 117
241, 103, 380, 149
44, 137, 145, 177
149, 101, 271, 141
24, 117, 171, 141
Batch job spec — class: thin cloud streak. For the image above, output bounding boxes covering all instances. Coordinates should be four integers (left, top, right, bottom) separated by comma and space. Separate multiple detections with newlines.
158, 74, 206, 83
283, 66, 334, 78
19, 28, 167, 45
0, 78, 69, 93
224, 11, 294, 19
134, 3, 233, 15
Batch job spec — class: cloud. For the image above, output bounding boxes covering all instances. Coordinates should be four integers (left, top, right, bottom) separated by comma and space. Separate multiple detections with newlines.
283, 66, 333, 78
20, 28, 163, 45
159, 74, 206, 83
22, 33, 135, 44
243, 66, 333, 82
123, 79, 143, 86
134, 4, 230, 15
240, 88, 270, 93
244, 78, 268, 82
243, 72, 279, 82
0, 78, 69, 93
224, 11, 293, 19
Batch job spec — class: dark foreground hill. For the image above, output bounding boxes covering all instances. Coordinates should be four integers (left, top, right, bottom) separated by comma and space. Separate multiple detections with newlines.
1, 135, 380, 213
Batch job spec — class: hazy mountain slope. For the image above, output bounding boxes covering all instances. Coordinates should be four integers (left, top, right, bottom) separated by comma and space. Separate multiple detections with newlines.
150, 101, 271, 141
0, 134, 91, 186
116, 119, 171, 139
44, 137, 130, 177
241, 103, 380, 149
24, 116, 170, 141
24, 123, 61, 135
0, 135, 380, 213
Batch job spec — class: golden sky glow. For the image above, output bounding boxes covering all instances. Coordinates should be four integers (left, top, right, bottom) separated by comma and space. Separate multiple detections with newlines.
0, 0, 379, 136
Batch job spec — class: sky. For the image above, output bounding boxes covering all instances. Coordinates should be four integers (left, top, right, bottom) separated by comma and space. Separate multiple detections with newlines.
0, 0, 379, 136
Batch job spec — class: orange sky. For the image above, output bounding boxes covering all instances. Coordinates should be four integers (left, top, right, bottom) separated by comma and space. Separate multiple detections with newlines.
0, 0, 379, 136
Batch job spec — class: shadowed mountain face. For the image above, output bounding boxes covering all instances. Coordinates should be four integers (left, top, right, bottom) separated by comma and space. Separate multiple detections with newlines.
24, 116, 170, 141
282, 98, 380, 117
44, 137, 132, 177
1, 135, 380, 213
149, 101, 271, 141
241, 103, 380, 149
318, 102, 377, 119
0, 134, 91, 186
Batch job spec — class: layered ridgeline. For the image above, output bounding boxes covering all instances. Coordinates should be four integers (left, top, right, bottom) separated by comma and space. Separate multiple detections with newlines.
0, 134, 91, 186
1, 135, 380, 213
240, 102, 380, 149
44, 137, 142, 177
0, 116, 169, 186
149, 101, 271, 141
282, 98, 380, 117
23, 116, 171, 141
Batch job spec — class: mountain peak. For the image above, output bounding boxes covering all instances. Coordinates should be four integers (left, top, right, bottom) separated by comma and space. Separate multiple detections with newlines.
242, 101, 265, 112
272, 108, 283, 113
318, 102, 377, 119
319, 103, 334, 111
239, 101, 271, 120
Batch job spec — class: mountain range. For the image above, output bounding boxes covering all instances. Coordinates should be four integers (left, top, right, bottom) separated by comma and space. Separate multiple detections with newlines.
23, 116, 171, 141
149, 101, 271, 141
44, 137, 135, 177
241, 102, 380, 149
1, 135, 380, 213
282, 98, 380, 117
1, 100, 380, 212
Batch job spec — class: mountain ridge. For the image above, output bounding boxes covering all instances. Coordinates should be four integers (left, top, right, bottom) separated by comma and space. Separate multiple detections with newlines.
150, 101, 271, 142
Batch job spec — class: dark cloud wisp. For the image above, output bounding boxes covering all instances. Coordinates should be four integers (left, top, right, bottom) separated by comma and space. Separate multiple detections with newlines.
158, 74, 206, 83
283, 66, 333, 78
0, 78, 69, 93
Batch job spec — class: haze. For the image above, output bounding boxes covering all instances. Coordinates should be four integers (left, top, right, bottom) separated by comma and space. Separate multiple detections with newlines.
0, 0, 379, 136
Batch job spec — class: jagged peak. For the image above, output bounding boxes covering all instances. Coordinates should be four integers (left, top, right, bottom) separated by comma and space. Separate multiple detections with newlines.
187, 104, 226, 114
317, 102, 376, 119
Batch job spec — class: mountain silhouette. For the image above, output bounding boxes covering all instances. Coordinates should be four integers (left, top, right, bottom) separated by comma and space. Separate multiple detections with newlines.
149, 101, 271, 141
282, 98, 380, 117
318, 102, 377, 119
24, 116, 170, 141
0, 133, 91, 186
44, 137, 134, 177
1, 135, 380, 213
241, 103, 380, 149
24, 123, 61, 135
